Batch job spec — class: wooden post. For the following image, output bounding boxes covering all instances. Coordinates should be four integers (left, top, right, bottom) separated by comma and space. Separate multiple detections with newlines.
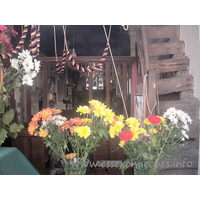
131, 62, 137, 117
88, 71, 93, 101
26, 85, 31, 124
141, 25, 150, 74
105, 62, 110, 108
123, 62, 127, 116
42, 63, 47, 109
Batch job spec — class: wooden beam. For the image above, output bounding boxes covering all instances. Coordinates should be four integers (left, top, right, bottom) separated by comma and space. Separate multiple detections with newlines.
148, 41, 185, 57
157, 74, 194, 95
131, 63, 137, 117
146, 25, 180, 40
141, 25, 150, 74
150, 55, 189, 73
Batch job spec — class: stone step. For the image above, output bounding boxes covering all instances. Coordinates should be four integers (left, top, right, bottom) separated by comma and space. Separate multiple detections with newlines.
150, 55, 189, 73
146, 25, 180, 40
148, 41, 185, 57
157, 74, 193, 95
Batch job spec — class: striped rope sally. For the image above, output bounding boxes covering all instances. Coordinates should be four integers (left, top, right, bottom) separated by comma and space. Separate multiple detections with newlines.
1, 25, 29, 59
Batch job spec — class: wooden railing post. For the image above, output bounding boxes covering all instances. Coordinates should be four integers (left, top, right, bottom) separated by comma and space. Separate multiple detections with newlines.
42, 63, 47, 109
105, 62, 110, 108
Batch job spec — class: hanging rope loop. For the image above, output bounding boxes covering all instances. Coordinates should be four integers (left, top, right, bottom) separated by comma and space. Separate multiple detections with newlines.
103, 25, 129, 119
122, 25, 129, 31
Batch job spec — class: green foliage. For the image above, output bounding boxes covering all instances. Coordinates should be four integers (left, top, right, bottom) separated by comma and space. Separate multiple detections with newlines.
0, 97, 24, 145
0, 129, 8, 145
2, 108, 15, 125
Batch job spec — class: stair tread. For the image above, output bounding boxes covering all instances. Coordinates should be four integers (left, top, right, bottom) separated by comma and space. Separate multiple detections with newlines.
146, 25, 180, 39
150, 55, 189, 73
159, 98, 199, 115
148, 41, 185, 57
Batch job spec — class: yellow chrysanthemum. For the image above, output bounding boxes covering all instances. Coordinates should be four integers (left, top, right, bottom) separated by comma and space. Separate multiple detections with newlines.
76, 105, 90, 115
38, 129, 48, 138
82, 118, 92, 124
93, 105, 106, 118
109, 126, 117, 138
119, 140, 126, 147
74, 125, 91, 139
149, 128, 157, 134
89, 100, 107, 109
158, 116, 166, 124
144, 118, 151, 125
109, 121, 125, 138
139, 128, 146, 134
118, 115, 124, 123
125, 117, 140, 128
104, 108, 115, 124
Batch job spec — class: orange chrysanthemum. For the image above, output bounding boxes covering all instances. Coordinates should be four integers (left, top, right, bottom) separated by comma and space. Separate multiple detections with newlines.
61, 121, 70, 131
39, 129, 48, 137
51, 108, 62, 115
69, 117, 85, 126
40, 108, 53, 121
65, 153, 76, 160
31, 113, 41, 125
28, 123, 38, 135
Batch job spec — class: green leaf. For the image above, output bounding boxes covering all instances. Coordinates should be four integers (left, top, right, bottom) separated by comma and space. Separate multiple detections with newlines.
0, 98, 5, 114
45, 140, 52, 147
97, 128, 108, 140
8, 131, 18, 139
9, 123, 24, 133
0, 129, 8, 145
2, 108, 15, 125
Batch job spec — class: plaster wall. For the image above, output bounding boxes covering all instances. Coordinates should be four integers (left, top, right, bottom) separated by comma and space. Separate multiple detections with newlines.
180, 25, 200, 99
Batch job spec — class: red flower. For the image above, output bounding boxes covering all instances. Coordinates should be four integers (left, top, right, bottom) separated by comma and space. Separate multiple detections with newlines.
147, 115, 161, 126
121, 130, 133, 142
142, 136, 149, 142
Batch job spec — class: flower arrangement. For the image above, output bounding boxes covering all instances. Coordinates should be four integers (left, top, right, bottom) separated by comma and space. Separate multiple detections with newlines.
28, 99, 192, 175
117, 108, 192, 175
0, 48, 41, 145
28, 100, 115, 174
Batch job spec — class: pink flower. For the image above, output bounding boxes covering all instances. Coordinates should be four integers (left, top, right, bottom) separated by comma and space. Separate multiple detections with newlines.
0, 25, 7, 32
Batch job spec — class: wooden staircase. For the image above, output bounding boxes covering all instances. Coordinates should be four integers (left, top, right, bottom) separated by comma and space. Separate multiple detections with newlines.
136, 25, 199, 175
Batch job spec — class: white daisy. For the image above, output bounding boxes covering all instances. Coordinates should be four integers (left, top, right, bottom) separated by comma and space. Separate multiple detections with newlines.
181, 130, 189, 139
23, 58, 34, 73
22, 74, 33, 86
18, 49, 32, 60
30, 71, 37, 78
10, 58, 19, 70
34, 59, 41, 73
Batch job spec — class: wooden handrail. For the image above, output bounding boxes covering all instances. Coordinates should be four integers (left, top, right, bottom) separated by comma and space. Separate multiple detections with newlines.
38, 56, 137, 63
